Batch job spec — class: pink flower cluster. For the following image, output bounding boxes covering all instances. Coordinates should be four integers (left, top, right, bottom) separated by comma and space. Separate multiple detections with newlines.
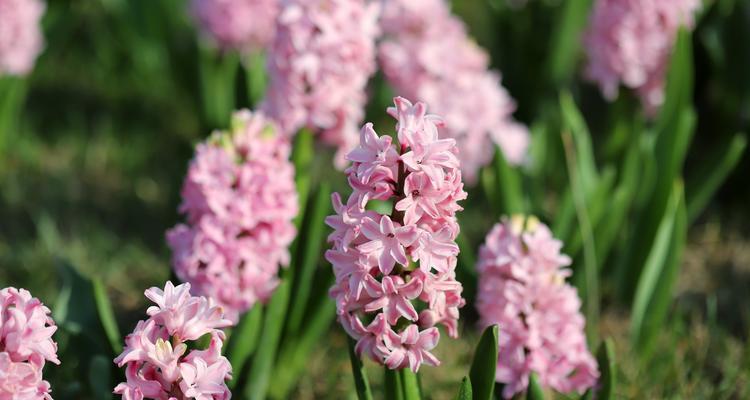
190, 0, 279, 52
0, 287, 59, 399
584, 0, 700, 115
378, 0, 529, 183
476, 216, 599, 398
261, 0, 380, 168
326, 97, 466, 372
0, 0, 45, 76
113, 282, 233, 400
167, 110, 298, 322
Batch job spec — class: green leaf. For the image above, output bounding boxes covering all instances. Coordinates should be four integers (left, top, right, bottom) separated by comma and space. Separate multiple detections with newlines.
469, 325, 499, 400
596, 339, 616, 400
686, 133, 747, 222
400, 369, 421, 400
655, 29, 694, 136
286, 183, 332, 335
455, 377, 472, 400
494, 146, 525, 214
526, 373, 545, 400
560, 91, 598, 192
547, 0, 595, 84
384, 367, 405, 400
292, 129, 314, 229
198, 43, 238, 128
631, 181, 687, 354
243, 278, 291, 399
347, 337, 374, 400
88, 354, 113, 400
244, 51, 267, 108
226, 305, 263, 389
92, 278, 122, 354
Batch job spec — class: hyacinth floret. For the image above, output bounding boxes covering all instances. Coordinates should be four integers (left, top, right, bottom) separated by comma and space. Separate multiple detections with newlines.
379, 0, 529, 183
261, 0, 380, 168
476, 216, 599, 398
326, 97, 467, 372
0, 0, 46, 76
584, 0, 700, 115
113, 281, 233, 400
190, 0, 279, 52
167, 110, 298, 322
0, 287, 59, 399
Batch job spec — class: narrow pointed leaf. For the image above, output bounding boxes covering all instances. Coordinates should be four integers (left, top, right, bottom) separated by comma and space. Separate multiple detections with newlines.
469, 325, 499, 400
526, 373, 545, 400
348, 337, 373, 400
226, 305, 263, 389
92, 278, 122, 354
455, 377, 472, 400
494, 146, 524, 214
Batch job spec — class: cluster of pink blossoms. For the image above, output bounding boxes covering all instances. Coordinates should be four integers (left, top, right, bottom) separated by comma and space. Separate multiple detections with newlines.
261, 0, 380, 167
0, 287, 59, 399
584, 0, 700, 115
190, 0, 279, 53
167, 110, 298, 322
476, 216, 599, 398
379, 0, 529, 183
113, 282, 233, 400
326, 97, 467, 372
0, 0, 45, 76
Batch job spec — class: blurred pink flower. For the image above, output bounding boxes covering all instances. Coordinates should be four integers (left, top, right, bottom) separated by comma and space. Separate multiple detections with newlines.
167, 110, 298, 322
379, 0, 529, 183
114, 281, 232, 400
261, 0, 380, 167
476, 216, 599, 398
0, 287, 58, 400
326, 97, 466, 372
0, 0, 45, 76
584, 0, 700, 115
191, 0, 279, 52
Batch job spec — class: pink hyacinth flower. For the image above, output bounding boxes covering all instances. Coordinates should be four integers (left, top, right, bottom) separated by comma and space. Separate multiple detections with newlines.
190, 0, 279, 53
379, 0, 529, 183
113, 281, 232, 400
167, 110, 298, 322
261, 0, 381, 168
0, 287, 58, 400
326, 97, 467, 372
0, 0, 45, 76
476, 216, 599, 398
584, 0, 700, 115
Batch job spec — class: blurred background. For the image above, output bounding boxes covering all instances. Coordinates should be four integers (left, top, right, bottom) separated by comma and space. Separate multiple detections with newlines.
1, 0, 749, 398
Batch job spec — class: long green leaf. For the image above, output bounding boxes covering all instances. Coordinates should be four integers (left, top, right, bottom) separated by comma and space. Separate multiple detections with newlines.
455, 377, 472, 400
243, 278, 291, 399
292, 129, 314, 229
348, 337, 374, 400
469, 325, 499, 400
525, 373, 545, 400
596, 339, 616, 400
560, 91, 599, 192
655, 29, 694, 136
686, 133, 747, 222
384, 367, 405, 400
88, 354, 113, 400
92, 278, 122, 354
547, 0, 595, 84
226, 305, 263, 389
400, 369, 421, 400
631, 181, 687, 354
494, 146, 525, 214
286, 183, 332, 335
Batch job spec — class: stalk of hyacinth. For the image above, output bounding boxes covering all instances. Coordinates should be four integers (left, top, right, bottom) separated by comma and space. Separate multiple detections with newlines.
326, 97, 467, 372
167, 110, 298, 323
378, 0, 529, 183
0, 287, 59, 399
476, 216, 599, 398
584, 0, 700, 115
113, 281, 233, 400
0, 0, 46, 76
261, 0, 380, 168
190, 0, 279, 53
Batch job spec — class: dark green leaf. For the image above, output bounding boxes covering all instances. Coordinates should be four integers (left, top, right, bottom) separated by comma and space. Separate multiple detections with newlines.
526, 373, 545, 400
384, 367, 405, 400
92, 278, 122, 354
547, 0, 595, 84
347, 337, 374, 400
455, 377, 472, 400
494, 146, 525, 214
88, 354, 113, 400
469, 325, 498, 400
226, 305, 263, 389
